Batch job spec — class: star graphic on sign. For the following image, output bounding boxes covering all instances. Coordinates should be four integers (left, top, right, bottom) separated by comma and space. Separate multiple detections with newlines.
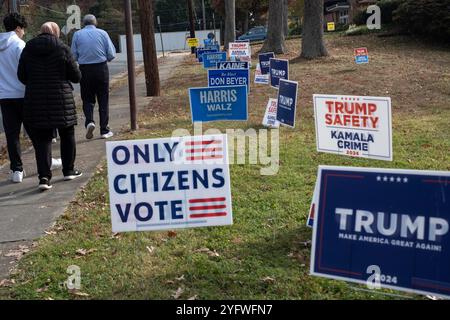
383, 176, 388, 182
396, 177, 402, 183
403, 177, 408, 183
390, 177, 395, 182
377, 176, 381, 181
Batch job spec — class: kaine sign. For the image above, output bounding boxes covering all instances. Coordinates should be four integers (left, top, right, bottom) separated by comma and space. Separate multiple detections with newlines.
258, 52, 274, 75
203, 52, 227, 69
216, 61, 249, 70
208, 69, 250, 92
106, 135, 233, 232
311, 166, 450, 299
269, 58, 289, 88
276, 79, 298, 128
189, 86, 248, 122
313, 94, 392, 161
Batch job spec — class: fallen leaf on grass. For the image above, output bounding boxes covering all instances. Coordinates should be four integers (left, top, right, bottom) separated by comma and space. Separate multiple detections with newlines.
0, 279, 15, 287
175, 275, 185, 281
261, 277, 276, 283
168, 230, 177, 238
188, 295, 198, 300
172, 287, 184, 299
69, 290, 90, 297
146, 246, 155, 254
195, 248, 220, 257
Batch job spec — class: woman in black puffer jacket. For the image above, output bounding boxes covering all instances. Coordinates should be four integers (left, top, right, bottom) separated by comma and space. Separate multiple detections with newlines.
18, 22, 83, 190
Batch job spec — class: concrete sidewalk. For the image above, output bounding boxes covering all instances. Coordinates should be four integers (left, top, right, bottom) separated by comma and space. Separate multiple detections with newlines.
0, 52, 188, 280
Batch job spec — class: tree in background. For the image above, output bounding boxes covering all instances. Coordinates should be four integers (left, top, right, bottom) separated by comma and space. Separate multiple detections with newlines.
301, 0, 328, 59
261, 0, 285, 54
223, 0, 235, 49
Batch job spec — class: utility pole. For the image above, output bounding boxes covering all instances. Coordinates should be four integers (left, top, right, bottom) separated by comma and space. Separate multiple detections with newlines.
138, 0, 160, 97
201, 0, 206, 30
124, 0, 137, 131
186, 0, 196, 54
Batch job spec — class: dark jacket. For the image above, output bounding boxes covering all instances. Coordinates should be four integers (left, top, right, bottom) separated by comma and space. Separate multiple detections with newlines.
17, 33, 81, 129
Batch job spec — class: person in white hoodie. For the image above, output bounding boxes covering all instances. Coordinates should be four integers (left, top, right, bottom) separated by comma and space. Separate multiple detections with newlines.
0, 13, 27, 183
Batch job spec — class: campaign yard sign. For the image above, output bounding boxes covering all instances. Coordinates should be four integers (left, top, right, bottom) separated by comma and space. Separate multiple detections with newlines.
258, 52, 275, 75
106, 135, 233, 232
262, 98, 280, 128
327, 22, 336, 32
313, 94, 392, 161
189, 85, 248, 122
208, 69, 250, 92
276, 79, 298, 128
311, 165, 450, 299
203, 52, 227, 69
197, 48, 218, 63
229, 42, 251, 63
254, 63, 269, 85
355, 47, 369, 64
217, 61, 249, 70
186, 38, 199, 48
269, 58, 289, 89
205, 43, 220, 51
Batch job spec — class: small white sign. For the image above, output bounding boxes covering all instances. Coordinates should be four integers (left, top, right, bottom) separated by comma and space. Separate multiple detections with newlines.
313, 94, 392, 161
254, 63, 269, 85
262, 98, 280, 128
106, 135, 233, 232
229, 42, 251, 63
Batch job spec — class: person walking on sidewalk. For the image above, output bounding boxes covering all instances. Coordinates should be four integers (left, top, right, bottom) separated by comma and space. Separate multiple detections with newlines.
0, 13, 27, 183
18, 22, 82, 191
71, 14, 116, 140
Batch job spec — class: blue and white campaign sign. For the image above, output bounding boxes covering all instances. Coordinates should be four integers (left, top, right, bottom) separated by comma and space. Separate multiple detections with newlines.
311, 165, 450, 298
208, 69, 250, 92
258, 52, 274, 75
269, 58, 289, 88
189, 85, 248, 122
203, 52, 227, 69
216, 61, 249, 70
106, 135, 233, 232
313, 94, 392, 161
276, 79, 298, 128
197, 48, 218, 63
355, 47, 369, 64
205, 43, 220, 51
254, 63, 269, 85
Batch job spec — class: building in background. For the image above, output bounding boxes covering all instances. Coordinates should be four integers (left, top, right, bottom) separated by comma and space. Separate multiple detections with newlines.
324, 0, 377, 26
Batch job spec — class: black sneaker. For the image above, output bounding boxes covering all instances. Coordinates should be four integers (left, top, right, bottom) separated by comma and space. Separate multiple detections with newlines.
38, 178, 52, 191
64, 170, 83, 181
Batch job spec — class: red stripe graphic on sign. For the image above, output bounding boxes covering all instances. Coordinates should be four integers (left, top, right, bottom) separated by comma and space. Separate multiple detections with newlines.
189, 197, 226, 203
189, 197, 227, 219
184, 139, 224, 161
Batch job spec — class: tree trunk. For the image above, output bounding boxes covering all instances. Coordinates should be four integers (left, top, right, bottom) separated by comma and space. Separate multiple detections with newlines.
224, 0, 236, 50
187, 0, 196, 53
301, 0, 328, 59
138, 0, 160, 96
243, 10, 249, 34
283, 0, 289, 37
261, 0, 286, 54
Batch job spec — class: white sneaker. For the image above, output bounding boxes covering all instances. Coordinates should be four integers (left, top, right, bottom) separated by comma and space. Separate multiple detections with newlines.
86, 123, 96, 140
51, 158, 62, 171
101, 131, 114, 139
10, 170, 24, 183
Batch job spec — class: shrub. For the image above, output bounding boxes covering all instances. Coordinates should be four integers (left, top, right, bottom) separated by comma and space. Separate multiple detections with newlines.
394, 0, 450, 41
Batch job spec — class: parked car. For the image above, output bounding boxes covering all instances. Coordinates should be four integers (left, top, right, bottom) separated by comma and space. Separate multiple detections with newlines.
238, 26, 267, 42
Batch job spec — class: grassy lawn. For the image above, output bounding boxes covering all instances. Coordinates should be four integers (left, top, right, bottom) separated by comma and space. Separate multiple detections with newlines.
1, 34, 449, 300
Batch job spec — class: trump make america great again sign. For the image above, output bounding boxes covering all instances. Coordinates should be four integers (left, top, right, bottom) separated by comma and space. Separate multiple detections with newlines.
106, 135, 233, 232
311, 166, 450, 298
313, 94, 392, 161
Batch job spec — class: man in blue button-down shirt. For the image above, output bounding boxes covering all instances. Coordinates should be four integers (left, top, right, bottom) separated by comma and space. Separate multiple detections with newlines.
71, 14, 116, 140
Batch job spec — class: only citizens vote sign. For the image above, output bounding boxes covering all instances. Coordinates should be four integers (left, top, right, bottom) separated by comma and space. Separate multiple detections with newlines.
106, 135, 233, 232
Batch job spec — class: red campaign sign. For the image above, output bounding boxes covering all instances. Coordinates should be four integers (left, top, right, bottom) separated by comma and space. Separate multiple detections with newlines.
354, 47, 368, 56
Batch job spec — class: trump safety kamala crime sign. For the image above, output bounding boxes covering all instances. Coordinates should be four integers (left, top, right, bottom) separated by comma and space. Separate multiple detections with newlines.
106, 135, 233, 232
311, 166, 450, 298
313, 94, 392, 161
